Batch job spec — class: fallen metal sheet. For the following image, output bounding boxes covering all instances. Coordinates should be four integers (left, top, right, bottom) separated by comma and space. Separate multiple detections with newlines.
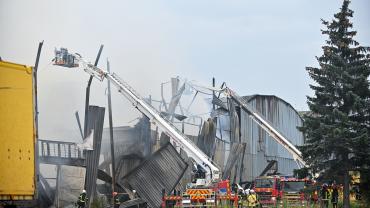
84, 105, 105, 204
97, 169, 124, 191
121, 143, 188, 208
166, 83, 185, 119
119, 198, 146, 208
115, 156, 143, 184
197, 118, 217, 157
222, 143, 246, 180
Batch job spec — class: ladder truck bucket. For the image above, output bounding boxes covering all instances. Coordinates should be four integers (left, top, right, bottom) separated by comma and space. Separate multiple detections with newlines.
54, 48, 79, 68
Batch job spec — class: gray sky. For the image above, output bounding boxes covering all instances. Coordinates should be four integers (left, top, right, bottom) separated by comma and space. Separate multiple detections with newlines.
1, 0, 369, 141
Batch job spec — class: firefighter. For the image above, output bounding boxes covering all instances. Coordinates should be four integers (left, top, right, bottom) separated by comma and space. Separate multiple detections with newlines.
77, 190, 88, 208
241, 189, 250, 207
247, 189, 258, 207
331, 184, 339, 208
232, 183, 238, 194
132, 189, 137, 198
320, 184, 329, 208
115, 196, 121, 208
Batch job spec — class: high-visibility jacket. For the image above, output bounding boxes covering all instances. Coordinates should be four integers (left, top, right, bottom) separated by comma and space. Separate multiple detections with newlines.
321, 188, 329, 200
115, 197, 120, 205
78, 193, 87, 203
247, 194, 257, 207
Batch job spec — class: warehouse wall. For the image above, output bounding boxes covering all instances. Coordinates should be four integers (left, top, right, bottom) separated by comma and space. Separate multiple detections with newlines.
239, 95, 304, 181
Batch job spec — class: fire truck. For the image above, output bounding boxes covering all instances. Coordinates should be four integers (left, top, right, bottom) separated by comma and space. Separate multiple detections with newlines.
254, 175, 281, 207
254, 176, 310, 207
279, 176, 307, 207
162, 180, 239, 207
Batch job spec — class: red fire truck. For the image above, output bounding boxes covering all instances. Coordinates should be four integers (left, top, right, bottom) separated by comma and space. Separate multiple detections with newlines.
279, 176, 307, 207
254, 175, 311, 207
254, 175, 281, 206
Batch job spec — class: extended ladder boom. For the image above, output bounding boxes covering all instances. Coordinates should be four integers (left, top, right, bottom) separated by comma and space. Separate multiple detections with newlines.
225, 88, 307, 168
54, 51, 220, 184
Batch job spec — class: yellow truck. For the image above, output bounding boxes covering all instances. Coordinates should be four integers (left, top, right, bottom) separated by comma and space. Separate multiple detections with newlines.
0, 60, 37, 202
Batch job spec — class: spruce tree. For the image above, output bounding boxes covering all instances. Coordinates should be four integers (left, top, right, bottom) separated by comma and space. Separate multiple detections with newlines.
299, 1, 370, 207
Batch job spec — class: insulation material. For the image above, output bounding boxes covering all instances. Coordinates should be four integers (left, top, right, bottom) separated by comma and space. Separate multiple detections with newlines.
213, 139, 226, 169
55, 166, 85, 207
84, 106, 105, 204
222, 143, 245, 180
197, 118, 217, 158
121, 143, 188, 208
228, 98, 240, 143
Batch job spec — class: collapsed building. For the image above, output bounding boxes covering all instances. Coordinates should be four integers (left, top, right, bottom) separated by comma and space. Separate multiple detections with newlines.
41, 77, 305, 207
1, 46, 306, 207
99, 93, 304, 181
94, 77, 305, 206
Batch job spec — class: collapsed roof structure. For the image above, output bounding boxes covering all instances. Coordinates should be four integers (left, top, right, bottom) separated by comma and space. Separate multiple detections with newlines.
46, 48, 306, 207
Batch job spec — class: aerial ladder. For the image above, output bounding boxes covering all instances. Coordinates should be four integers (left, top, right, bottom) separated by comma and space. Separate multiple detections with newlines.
53, 48, 221, 186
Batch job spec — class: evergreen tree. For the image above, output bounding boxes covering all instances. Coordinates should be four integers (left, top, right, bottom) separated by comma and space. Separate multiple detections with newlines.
299, 1, 370, 207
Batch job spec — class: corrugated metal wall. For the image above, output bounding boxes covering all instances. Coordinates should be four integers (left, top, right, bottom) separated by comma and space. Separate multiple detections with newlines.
239, 95, 304, 181
84, 105, 105, 205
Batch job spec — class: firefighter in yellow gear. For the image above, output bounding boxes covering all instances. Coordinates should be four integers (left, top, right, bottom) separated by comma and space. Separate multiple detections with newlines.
247, 189, 258, 207
240, 189, 250, 207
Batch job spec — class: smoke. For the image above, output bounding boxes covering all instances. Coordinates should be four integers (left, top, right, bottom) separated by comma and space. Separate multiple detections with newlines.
0, 1, 198, 142
1, 0, 369, 143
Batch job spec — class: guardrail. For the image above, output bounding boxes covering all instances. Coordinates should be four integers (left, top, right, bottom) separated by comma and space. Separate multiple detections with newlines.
38, 139, 85, 166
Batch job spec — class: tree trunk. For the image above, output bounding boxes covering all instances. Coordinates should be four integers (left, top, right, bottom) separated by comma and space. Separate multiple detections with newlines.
343, 168, 350, 208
